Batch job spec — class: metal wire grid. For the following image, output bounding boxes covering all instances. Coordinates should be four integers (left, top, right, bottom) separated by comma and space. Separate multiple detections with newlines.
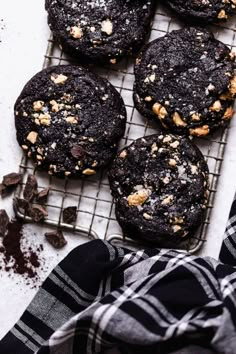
14, 4, 236, 253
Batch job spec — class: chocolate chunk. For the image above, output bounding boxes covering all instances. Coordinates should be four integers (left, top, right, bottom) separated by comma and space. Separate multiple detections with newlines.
0, 183, 6, 194
45, 230, 67, 249
0, 209, 9, 236
28, 204, 48, 222
2, 172, 22, 187
63, 206, 77, 224
23, 175, 38, 201
71, 145, 85, 159
14, 198, 30, 213
37, 187, 50, 203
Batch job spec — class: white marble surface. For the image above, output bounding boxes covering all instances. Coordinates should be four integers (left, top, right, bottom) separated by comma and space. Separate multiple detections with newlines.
0, 0, 236, 341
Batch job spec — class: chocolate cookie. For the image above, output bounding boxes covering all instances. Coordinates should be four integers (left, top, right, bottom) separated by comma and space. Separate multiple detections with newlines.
108, 134, 209, 246
134, 27, 236, 137
165, 0, 236, 24
15, 65, 126, 178
45, 0, 155, 64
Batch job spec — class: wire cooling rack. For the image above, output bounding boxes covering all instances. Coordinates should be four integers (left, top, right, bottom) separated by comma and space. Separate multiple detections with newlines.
14, 4, 236, 253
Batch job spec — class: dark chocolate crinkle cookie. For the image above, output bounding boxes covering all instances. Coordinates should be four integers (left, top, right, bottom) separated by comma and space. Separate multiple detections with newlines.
15, 65, 126, 178
45, 0, 156, 64
108, 134, 209, 246
165, 0, 236, 24
134, 27, 236, 137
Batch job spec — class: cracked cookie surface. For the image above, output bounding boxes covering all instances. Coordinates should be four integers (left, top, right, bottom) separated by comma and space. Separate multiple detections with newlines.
134, 27, 236, 136
108, 134, 209, 246
15, 65, 126, 177
45, 0, 155, 64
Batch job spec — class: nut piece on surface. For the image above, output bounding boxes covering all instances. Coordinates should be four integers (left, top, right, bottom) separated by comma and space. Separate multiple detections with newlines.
229, 51, 236, 61
70, 26, 83, 39
172, 225, 182, 233
50, 100, 59, 112
152, 103, 167, 119
82, 168, 96, 176
163, 135, 172, 143
162, 195, 174, 205
119, 150, 127, 159
170, 216, 184, 225
144, 96, 152, 102
37, 147, 44, 155
220, 91, 233, 100
143, 212, 153, 220
223, 107, 234, 120
51, 74, 68, 84
110, 58, 117, 64
209, 100, 222, 112
127, 189, 149, 206
189, 125, 209, 137
229, 76, 236, 96
173, 112, 187, 127
191, 113, 201, 121
170, 141, 179, 149
33, 101, 44, 112
65, 116, 78, 124
191, 165, 198, 174
217, 9, 227, 19
101, 19, 113, 35
168, 159, 177, 167
26, 131, 38, 144
162, 176, 170, 184
147, 74, 156, 83
151, 142, 158, 154
38, 113, 51, 126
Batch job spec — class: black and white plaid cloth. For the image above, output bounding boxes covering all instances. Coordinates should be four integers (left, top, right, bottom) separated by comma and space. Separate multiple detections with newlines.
1, 195, 236, 354
219, 194, 236, 265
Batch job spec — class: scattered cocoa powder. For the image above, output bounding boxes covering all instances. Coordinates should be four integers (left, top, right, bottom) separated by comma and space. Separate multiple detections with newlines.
0, 219, 44, 280
0, 209, 9, 236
